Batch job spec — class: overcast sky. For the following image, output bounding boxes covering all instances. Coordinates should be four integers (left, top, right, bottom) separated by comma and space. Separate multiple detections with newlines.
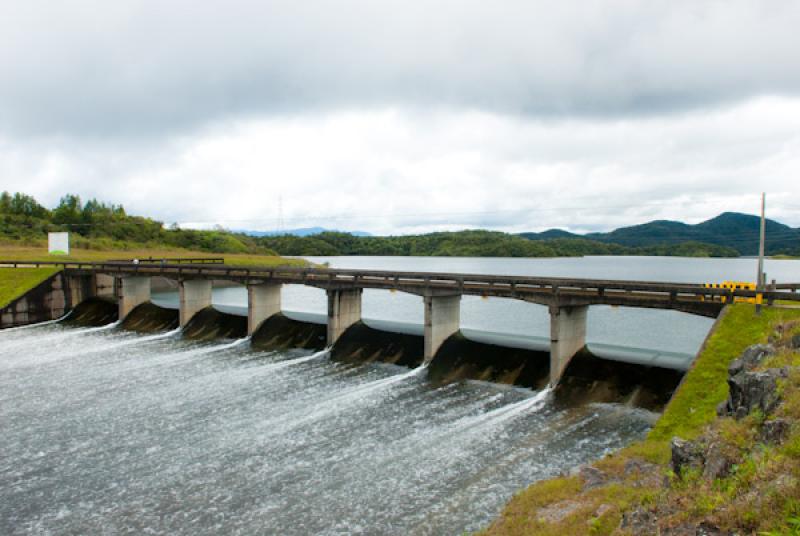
1, 0, 799, 234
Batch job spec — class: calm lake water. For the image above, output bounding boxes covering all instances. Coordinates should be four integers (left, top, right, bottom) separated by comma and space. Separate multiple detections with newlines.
2, 256, 798, 535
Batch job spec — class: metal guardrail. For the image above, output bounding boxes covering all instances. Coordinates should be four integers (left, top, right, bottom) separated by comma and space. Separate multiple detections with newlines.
103, 257, 224, 264
0, 257, 224, 267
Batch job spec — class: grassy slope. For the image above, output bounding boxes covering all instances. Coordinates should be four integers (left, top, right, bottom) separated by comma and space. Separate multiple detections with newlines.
0, 245, 308, 267
483, 304, 800, 535
0, 267, 60, 308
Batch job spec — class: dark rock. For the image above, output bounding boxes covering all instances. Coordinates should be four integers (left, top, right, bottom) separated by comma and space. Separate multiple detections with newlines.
728, 368, 788, 419
728, 344, 775, 377
580, 466, 608, 490
619, 507, 657, 534
662, 522, 729, 536
761, 418, 790, 444
702, 442, 733, 480
791, 334, 800, 349
716, 400, 730, 417
671, 437, 704, 476
696, 521, 727, 535
624, 458, 664, 488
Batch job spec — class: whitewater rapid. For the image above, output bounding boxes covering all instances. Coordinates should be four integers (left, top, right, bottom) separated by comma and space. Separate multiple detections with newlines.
0, 322, 655, 535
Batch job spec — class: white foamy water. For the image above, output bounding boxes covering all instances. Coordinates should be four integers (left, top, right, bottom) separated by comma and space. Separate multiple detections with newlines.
0, 323, 656, 535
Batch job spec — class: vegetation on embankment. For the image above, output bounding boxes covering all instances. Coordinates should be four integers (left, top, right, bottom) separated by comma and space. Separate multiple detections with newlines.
0, 266, 60, 308
1, 191, 278, 255
482, 304, 800, 535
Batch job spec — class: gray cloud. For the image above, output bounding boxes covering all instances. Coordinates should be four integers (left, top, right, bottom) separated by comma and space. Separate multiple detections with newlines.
1, 0, 799, 138
2, 99, 798, 233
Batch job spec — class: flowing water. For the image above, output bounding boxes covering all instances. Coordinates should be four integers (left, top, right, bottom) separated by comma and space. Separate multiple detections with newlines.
3, 256, 798, 534
0, 322, 656, 535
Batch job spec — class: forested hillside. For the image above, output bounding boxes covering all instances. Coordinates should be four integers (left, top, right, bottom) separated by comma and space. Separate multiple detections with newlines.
257, 231, 738, 258
521, 212, 800, 256
0, 192, 275, 255
0, 191, 752, 258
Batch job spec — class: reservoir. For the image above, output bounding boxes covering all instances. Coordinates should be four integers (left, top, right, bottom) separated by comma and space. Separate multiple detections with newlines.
2, 256, 798, 534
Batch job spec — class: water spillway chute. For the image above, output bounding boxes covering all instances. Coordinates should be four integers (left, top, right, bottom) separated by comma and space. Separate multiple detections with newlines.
251, 313, 327, 351
120, 302, 179, 333
63, 297, 118, 327
181, 307, 247, 340
554, 351, 684, 410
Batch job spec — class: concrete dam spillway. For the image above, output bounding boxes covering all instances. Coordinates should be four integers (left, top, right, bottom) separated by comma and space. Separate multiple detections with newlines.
7, 259, 798, 533
64, 295, 684, 409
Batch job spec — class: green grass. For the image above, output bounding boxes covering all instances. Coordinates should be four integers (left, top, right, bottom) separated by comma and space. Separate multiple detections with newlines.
0, 266, 60, 308
0, 244, 308, 268
483, 304, 800, 535
647, 306, 793, 448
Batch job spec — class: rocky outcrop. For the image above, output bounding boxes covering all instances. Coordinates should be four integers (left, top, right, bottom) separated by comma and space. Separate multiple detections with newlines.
716, 343, 788, 419
619, 507, 658, 534
726, 367, 788, 418
726, 344, 774, 377
761, 418, 790, 444
671, 343, 794, 484
670, 438, 705, 476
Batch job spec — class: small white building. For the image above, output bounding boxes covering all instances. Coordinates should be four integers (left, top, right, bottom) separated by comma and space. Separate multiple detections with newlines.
48, 232, 70, 255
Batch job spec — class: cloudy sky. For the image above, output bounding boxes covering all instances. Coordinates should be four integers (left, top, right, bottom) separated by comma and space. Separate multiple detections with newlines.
1, 0, 799, 234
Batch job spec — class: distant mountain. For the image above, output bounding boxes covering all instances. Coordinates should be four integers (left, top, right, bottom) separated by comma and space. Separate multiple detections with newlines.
520, 212, 800, 256
237, 227, 372, 237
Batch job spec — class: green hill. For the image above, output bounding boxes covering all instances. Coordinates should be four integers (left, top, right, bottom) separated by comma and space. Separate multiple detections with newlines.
521, 212, 800, 256
0, 192, 276, 255
1, 191, 775, 258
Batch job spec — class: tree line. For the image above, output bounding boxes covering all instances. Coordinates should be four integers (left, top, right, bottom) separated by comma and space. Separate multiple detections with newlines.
0, 192, 740, 257
0, 192, 274, 255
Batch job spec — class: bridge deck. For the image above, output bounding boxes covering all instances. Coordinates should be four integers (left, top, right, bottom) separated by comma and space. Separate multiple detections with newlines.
4, 260, 799, 317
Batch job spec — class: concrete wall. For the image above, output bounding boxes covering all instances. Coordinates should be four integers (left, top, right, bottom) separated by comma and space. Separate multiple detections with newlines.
424, 294, 461, 362
1, 272, 69, 328
93, 273, 116, 299
119, 276, 151, 321
549, 305, 588, 385
327, 288, 362, 346
248, 283, 282, 335
179, 279, 212, 327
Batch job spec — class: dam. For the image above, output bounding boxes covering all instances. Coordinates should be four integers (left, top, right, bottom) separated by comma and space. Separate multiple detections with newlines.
2, 256, 799, 534
3, 258, 797, 387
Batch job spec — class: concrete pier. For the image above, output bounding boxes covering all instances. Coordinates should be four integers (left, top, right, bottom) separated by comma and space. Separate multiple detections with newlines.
179, 279, 212, 327
424, 294, 461, 362
65, 274, 93, 307
248, 283, 282, 335
327, 288, 362, 346
119, 276, 151, 321
549, 305, 588, 385
93, 273, 117, 299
